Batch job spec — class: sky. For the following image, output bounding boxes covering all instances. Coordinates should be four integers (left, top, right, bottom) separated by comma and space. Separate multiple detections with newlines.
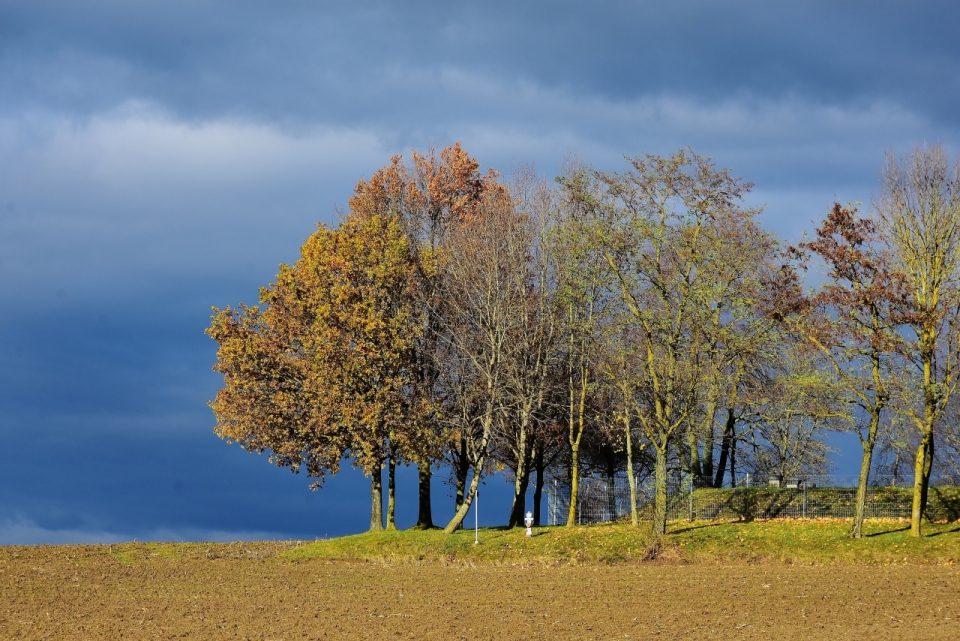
2, 1, 960, 545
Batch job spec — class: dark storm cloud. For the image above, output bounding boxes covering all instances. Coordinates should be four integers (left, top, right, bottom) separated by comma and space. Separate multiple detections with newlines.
3, 1, 959, 126
2, 1, 956, 207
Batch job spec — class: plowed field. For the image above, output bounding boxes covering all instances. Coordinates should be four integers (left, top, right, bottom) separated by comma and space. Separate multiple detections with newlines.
3, 542, 959, 640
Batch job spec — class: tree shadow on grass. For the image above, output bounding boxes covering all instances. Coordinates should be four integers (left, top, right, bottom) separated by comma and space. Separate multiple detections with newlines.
668, 521, 739, 535
925, 525, 960, 537
865, 526, 910, 537
865, 523, 960, 537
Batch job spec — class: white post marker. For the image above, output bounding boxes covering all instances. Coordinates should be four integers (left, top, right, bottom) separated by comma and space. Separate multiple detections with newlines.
524, 510, 534, 537
474, 490, 479, 545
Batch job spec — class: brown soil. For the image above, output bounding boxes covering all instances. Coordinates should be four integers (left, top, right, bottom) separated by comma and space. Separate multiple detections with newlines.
2, 542, 959, 640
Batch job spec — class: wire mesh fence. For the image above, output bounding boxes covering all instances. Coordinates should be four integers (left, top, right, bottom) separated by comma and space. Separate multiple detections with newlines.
545, 474, 960, 525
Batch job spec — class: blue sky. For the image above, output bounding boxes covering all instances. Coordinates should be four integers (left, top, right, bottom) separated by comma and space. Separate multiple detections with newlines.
2, 1, 959, 544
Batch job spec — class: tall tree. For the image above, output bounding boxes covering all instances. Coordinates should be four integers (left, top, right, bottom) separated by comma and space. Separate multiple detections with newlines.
439, 186, 529, 533
773, 203, 908, 538
874, 144, 960, 536
687, 197, 776, 487
573, 148, 762, 536
551, 170, 611, 527
406, 144, 489, 528
495, 171, 561, 528
208, 204, 424, 532
346, 143, 494, 529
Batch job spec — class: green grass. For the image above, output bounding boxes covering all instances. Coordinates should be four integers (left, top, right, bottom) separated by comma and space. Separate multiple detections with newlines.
671, 519, 960, 564
282, 519, 960, 565
283, 524, 655, 565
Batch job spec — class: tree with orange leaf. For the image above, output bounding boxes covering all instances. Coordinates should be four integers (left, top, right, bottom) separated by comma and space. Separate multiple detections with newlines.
209, 206, 424, 532
347, 143, 498, 528
209, 144, 499, 533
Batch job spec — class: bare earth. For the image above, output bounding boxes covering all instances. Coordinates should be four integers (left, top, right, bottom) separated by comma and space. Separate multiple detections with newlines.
2, 543, 959, 640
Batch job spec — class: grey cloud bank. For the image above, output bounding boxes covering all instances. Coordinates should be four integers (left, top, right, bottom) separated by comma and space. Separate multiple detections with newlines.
2, 1, 960, 543
4, 2, 959, 122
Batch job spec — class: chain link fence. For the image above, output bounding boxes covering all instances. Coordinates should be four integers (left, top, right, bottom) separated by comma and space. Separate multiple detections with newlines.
545, 474, 960, 524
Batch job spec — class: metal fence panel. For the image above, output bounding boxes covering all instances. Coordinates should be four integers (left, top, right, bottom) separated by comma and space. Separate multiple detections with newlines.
545, 475, 960, 524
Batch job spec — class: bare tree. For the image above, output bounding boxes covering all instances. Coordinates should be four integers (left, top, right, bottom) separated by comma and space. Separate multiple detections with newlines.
493, 170, 563, 528
874, 143, 960, 536
436, 327, 485, 520
439, 187, 533, 534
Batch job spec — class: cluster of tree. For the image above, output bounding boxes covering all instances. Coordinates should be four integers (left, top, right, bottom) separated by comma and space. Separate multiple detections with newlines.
208, 142, 960, 538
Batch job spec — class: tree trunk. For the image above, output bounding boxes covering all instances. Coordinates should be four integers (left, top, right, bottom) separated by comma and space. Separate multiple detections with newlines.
850, 436, 875, 539
508, 425, 533, 528
911, 412, 934, 537
414, 461, 434, 529
443, 458, 485, 533
652, 445, 668, 536
533, 445, 545, 526
702, 432, 714, 485
922, 437, 934, 506
369, 462, 384, 532
444, 414, 493, 534
386, 453, 397, 530
454, 436, 469, 512
566, 338, 588, 527
911, 435, 928, 536
509, 473, 529, 528
713, 409, 735, 488
912, 345, 937, 537
701, 393, 717, 483
686, 426, 702, 480
730, 436, 738, 488
892, 447, 903, 487
566, 443, 580, 526
625, 414, 639, 527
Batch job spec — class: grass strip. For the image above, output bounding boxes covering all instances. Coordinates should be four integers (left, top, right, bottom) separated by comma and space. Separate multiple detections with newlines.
282, 519, 960, 565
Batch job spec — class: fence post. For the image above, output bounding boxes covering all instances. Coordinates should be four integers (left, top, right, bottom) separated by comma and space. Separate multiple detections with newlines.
689, 475, 694, 522
802, 479, 807, 518
554, 479, 558, 526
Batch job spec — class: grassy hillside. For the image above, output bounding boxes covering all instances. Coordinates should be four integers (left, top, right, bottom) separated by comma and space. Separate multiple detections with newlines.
282, 519, 960, 565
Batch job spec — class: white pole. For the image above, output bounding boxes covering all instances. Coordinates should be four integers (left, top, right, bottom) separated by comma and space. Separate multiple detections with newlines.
474, 489, 479, 544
